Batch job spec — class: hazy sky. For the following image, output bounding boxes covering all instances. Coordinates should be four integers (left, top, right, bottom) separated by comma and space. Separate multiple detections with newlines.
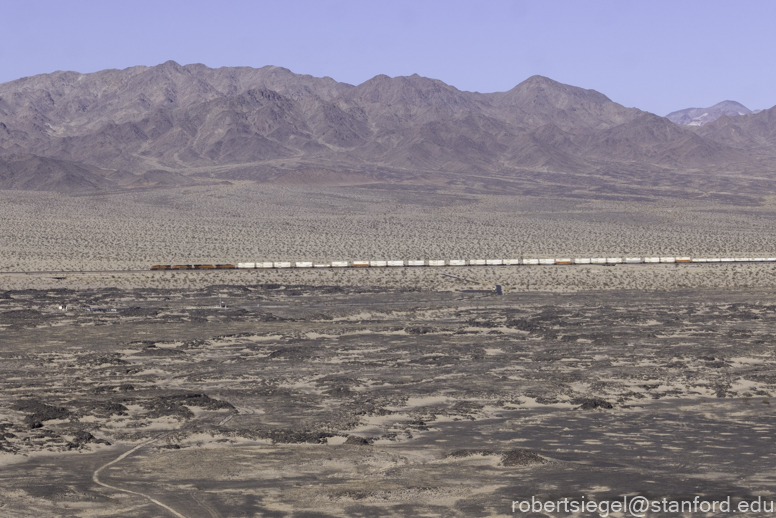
2, 0, 774, 115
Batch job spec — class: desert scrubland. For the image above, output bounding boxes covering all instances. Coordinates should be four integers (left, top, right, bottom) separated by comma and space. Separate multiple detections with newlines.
3, 181, 776, 283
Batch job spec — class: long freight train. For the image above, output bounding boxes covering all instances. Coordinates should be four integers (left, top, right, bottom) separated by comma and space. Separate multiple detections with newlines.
150, 256, 776, 270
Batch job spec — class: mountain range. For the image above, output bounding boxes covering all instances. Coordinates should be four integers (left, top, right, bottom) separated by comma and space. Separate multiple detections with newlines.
1, 60, 775, 194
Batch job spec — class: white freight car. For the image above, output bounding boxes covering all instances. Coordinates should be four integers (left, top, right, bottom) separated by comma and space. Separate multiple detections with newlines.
387, 260, 404, 267
449, 260, 467, 266
486, 259, 504, 266
734, 257, 753, 262
522, 258, 539, 265
644, 257, 660, 263
504, 259, 521, 265
274, 262, 292, 268
591, 258, 607, 264
625, 257, 642, 264
369, 261, 387, 267
469, 259, 486, 266
573, 258, 591, 264
676, 257, 691, 263
720, 258, 734, 262
331, 261, 349, 267
555, 258, 572, 265
407, 260, 425, 266
539, 258, 556, 265
353, 261, 370, 267
257, 262, 274, 268
428, 260, 446, 266
237, 262, 255, 269
313, 263, 330, 268
659, 257, 676, 263
706, 258, 721, 262
607, 258, 623, 264
295, 262, 313, 268
692, 258, 708, 263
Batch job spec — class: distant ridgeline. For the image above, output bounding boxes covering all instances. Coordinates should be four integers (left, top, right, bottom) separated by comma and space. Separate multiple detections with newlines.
151, 256, 776, 270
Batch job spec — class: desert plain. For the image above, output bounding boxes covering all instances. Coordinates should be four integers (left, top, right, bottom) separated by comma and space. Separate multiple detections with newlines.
2, 181, 776, 518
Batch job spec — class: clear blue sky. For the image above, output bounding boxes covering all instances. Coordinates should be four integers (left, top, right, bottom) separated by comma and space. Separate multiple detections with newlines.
2, 0, 774, 115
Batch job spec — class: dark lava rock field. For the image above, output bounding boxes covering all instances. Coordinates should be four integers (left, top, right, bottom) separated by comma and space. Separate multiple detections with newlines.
1, 284, 775, 516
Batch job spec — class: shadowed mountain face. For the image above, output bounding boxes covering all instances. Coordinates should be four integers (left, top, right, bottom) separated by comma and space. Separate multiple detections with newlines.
0, 61, 775, 192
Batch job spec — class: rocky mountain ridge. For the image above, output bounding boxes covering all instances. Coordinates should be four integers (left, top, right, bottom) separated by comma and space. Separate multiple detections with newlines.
1, 61, 775, 193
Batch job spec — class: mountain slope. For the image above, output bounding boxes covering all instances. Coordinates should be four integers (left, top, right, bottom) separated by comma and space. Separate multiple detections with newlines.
0, 62, 771, 193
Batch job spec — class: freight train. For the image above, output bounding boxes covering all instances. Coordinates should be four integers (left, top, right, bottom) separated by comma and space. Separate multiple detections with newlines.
150, 256, 776, 270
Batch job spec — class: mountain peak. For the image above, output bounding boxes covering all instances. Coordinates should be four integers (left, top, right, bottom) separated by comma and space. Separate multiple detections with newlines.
666, 100, 752, 126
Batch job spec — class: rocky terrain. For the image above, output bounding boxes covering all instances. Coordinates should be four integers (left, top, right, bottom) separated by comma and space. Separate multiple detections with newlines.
1, 284, 775, 517
1, 62, 775, 195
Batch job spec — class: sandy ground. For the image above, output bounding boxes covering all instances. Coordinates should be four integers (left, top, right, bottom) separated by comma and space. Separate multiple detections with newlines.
3, 183, 776, 273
